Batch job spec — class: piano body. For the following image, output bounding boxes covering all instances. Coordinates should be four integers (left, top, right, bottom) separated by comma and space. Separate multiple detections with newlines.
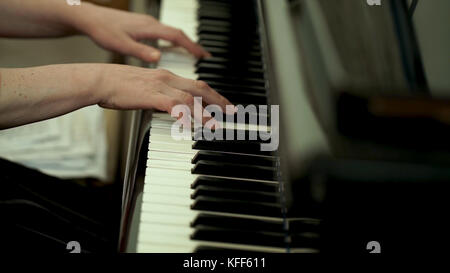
119, 0, 450, 253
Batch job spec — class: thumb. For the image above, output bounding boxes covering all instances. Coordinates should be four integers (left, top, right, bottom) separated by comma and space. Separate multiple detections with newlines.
124, 39, 161, 63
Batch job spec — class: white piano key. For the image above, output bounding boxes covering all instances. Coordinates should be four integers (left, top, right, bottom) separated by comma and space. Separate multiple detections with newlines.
139, 211, 194, 225
150, 127, 184, 136
144, 178, 192, 187
149, 134, 194, 145
143, 184, 192, 196
137, 235, 288, 253
142, 193, 192, 206
149, 142, 195, 153
145, 167, 197, 178
159, 47, 197, 64
137, 244, 195, 253
140, 201, 286, 223
147, 159, 192, 170
141, 202, 195, 215
139, 223, 193, 236
148, 150, 195, 161
152, 112, 177, 120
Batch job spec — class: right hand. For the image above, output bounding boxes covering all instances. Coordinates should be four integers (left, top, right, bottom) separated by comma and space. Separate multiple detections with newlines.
94, 64, 235, 123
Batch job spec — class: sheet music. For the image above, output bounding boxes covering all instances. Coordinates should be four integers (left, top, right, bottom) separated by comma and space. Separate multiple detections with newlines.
0, 106, 108, 181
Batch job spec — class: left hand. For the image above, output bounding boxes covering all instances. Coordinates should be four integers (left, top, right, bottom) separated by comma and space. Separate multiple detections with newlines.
72, 2, 210, 62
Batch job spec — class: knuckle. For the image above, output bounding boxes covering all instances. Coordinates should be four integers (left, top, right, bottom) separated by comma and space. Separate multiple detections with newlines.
165, 98, 179, 111
142, 14, 155, 22
221, 97, 231, 106
152, 79, 165, 89
173, 28, 185, 40
195, 80, 209, 90
175, 28, 184, 36
155, 69, 171, 80
182, 93, 195, 105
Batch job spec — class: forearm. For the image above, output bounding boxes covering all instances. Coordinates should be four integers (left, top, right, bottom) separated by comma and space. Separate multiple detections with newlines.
0, 0, 95, 38
0, 63, 233, 129
0, 64, 102, 129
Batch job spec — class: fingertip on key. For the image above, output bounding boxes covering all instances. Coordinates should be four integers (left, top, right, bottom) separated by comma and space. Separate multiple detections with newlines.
225, 105, 238, 115
149, 51, 161, 62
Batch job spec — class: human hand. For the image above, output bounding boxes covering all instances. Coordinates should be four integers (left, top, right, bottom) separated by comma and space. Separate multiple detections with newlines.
73, 3, 210, 62
94, 64, 234, 123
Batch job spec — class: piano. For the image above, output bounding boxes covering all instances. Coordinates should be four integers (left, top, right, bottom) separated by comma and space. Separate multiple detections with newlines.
119, 0, 450, 254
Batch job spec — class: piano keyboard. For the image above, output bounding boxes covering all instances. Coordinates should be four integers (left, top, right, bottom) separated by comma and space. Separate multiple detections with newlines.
135, 0, 319, 253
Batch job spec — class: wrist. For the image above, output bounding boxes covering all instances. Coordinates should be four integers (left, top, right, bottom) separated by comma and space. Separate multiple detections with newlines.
58, 1, 98, 35
70, 64, 107, 107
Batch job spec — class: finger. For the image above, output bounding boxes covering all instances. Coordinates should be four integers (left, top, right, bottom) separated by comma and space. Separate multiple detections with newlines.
164, 74, 236, 114
150, 93, 191, 127
151, 24, 211, 58
163, 86, 215, 126
123, 38, 161, 63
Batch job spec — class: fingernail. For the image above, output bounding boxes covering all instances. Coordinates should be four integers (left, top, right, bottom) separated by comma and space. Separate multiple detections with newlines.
215, 121, 223, 129
151, 51, 161, 61
206, 119, 221, 130
226, 105, 237, 115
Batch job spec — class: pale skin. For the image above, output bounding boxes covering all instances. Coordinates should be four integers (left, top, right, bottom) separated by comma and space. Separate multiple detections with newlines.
0, 0, 233, 129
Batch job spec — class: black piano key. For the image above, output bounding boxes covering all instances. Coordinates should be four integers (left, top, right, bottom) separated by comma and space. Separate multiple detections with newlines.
198, 39, 230, 48
198, 33, 260, 45
191, 176, 279, 192
191, 160, 278, 181
193, 129, 272, 143
191, 213, 285, 233
229, 113, 269, 126
198, 73, 265, 87
194, 246, 260, 254
198, 9, 257, 23
192, 127, 270, 140
198, 37, 261, 48
198, 0, 232, 5
198, 33, 231, 42
198, 19, 232, 28
289, 232, 320, 249
198, 10, 233, 21
191, 196, 284, 217
195, 63, 264, 78
196, 56, 263, 69
201, 47, 261, 56
199, 41, 261, 53
205, 81, 266, 93
288, 219, 320, 234
197, 25, 232, 35
191, 185, 279, 203
192, 140, 274, 156
200, 47, 262, 61
216, 92, 267, 105
191, 150, 277, 167
213, 88, 267, 98
198, 26, 259, 37
199, 3, 232, 10
195, 110, 269, 126
191, 225, 287, 247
